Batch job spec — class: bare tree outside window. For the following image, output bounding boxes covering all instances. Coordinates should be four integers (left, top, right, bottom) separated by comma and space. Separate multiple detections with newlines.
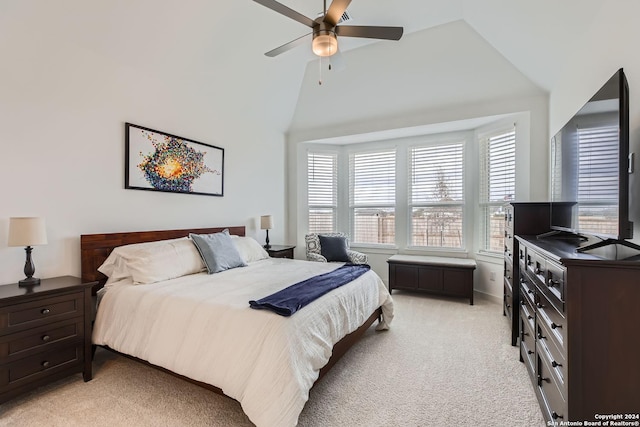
410, 143, 464, 249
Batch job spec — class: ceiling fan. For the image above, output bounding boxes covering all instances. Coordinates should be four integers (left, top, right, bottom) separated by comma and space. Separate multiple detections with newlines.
252, 0, 403, 58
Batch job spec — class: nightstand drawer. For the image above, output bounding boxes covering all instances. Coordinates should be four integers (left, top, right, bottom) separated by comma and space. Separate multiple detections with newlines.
0, 318, 84, 363
0, 292, 84, 335
0, 344, 83, 390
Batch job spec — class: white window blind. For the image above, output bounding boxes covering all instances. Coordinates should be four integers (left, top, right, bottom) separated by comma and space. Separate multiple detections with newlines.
409, 142, 465, 248
349, 149, 396, 244
308, 151, 337, 234
479, 128, 516, 252
411, 143, 464, 203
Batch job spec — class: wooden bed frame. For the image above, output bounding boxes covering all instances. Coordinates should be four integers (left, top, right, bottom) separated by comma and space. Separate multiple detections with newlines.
80, 226, 382, 395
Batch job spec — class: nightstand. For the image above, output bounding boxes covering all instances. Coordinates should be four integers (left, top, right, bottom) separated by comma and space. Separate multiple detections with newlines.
265, 245, 296, 259
0, 276, 96, 404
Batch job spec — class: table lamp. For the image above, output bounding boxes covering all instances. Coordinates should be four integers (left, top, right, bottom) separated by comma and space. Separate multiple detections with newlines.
8, 217, 48, 286
260, 215, 273, 249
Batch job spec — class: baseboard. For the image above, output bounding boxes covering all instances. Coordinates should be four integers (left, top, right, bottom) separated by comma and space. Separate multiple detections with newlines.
474, 290, 501, 305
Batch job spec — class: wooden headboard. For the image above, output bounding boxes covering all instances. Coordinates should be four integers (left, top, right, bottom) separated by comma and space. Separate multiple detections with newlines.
80, 226, 246, 288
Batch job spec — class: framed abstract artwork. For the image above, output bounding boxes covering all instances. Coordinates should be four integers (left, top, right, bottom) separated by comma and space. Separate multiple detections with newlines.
125, 123, 224, 197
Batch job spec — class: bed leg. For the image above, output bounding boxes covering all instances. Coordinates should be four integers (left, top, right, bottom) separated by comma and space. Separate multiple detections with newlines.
91, 344, 97, 360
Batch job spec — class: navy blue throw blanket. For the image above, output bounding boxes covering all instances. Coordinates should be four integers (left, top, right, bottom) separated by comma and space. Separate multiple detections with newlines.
249, 264, 370, 317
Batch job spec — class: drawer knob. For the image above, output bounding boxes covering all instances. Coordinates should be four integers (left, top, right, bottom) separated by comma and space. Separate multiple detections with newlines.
552, 412, 563, 420
537, 374, 550, 384
41, 308, 50, 315
537, 332, 546, 340
527, 315, 533, 320
547, 278, 560, 287
41, 361, 50, 368
551, 360, 562, 368
536, 303, 544, 309
551, 322, 562, 329
42, 335, 50, 342
527, 289, 533, 294
527, 350, 534, 355
534, 268, 542, 275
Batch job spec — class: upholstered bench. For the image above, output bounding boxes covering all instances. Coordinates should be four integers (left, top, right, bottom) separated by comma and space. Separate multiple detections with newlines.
387, 255, 477, 304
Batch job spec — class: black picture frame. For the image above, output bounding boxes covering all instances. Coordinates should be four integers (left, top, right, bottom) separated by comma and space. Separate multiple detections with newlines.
125, 123, 224, 197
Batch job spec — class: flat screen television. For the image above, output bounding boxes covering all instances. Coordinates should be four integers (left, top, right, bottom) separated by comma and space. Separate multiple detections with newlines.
549, 68, 635, 251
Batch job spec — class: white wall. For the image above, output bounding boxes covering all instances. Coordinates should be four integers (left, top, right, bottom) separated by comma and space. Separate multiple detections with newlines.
548, 1, 640, 246
0, 3, 290, 285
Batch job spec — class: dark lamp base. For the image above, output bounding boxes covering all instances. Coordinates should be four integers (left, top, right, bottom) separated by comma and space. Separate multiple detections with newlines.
19, 277, 41, 287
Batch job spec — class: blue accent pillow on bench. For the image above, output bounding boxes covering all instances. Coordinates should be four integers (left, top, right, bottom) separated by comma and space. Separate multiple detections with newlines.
319, 235, 350, 262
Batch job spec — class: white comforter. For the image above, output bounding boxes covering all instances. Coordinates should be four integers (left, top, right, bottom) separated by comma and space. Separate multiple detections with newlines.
92, 258, 394, 427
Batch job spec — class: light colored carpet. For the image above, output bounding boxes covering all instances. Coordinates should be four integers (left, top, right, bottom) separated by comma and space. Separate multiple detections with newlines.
0, 293, 545, 427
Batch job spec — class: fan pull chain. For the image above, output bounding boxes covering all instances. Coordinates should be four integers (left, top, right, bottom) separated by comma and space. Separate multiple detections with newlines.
319, 56, 323, 85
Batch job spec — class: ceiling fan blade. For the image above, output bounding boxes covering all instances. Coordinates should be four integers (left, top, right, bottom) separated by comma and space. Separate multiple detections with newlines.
253, 0, 316, 28
265, 33, 312, 57
335, 25, 404, 40
323, 0, 352, 27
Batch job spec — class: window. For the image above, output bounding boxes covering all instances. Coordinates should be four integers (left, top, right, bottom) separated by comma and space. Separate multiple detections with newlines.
479, 128, 516, 252
308, 151, 337, 234
409, 142, 465, 248
349, 149, 396, 244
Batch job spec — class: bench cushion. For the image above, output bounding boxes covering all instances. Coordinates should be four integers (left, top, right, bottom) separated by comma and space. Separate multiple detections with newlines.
387, 254, 476, 269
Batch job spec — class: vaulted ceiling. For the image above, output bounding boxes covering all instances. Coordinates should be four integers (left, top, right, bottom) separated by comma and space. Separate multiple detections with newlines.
0, 0, 608, 135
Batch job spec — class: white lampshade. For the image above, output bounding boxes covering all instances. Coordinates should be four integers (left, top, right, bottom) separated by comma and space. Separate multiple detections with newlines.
8, 217, 48, 247
260, 215, 274, 230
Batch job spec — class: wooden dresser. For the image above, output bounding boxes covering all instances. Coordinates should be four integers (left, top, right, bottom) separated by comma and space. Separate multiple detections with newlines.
0, 276, 96, 403
503, 202, 550, 345
516, 236, 640, 423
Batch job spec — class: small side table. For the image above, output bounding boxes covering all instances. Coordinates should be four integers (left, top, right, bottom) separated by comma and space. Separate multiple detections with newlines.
0, 275, 97, 404
265, 245, 296, 259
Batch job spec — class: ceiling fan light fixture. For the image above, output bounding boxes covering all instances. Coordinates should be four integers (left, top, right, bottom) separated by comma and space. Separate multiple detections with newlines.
312, 30, 338, 57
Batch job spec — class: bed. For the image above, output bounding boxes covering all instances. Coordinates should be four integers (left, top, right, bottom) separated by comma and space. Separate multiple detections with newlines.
81, 226, 393, 427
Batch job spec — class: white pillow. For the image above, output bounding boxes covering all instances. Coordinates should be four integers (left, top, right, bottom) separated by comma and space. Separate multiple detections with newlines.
125, 238, 205, 284
97, 237, 204, 284
231, 236, 269, 263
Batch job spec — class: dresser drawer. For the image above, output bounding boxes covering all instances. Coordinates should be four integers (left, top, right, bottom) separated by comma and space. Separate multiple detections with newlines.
536, 291, 565, 351
504, 232, 513, 261
504, 205, 513, 230
0, 317, 84, 363
0, 344, 83, 391
545, 259, 565, 306
520, 276, 535, 308
0, 292, 84, 335
525, 249, 547, 288
520, 308, 535, 375
537, 351, 567, 422
520, 292, 535, 333
537, 321, 566, 397
504, 258, 514, 288
504, 280, 513, 320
